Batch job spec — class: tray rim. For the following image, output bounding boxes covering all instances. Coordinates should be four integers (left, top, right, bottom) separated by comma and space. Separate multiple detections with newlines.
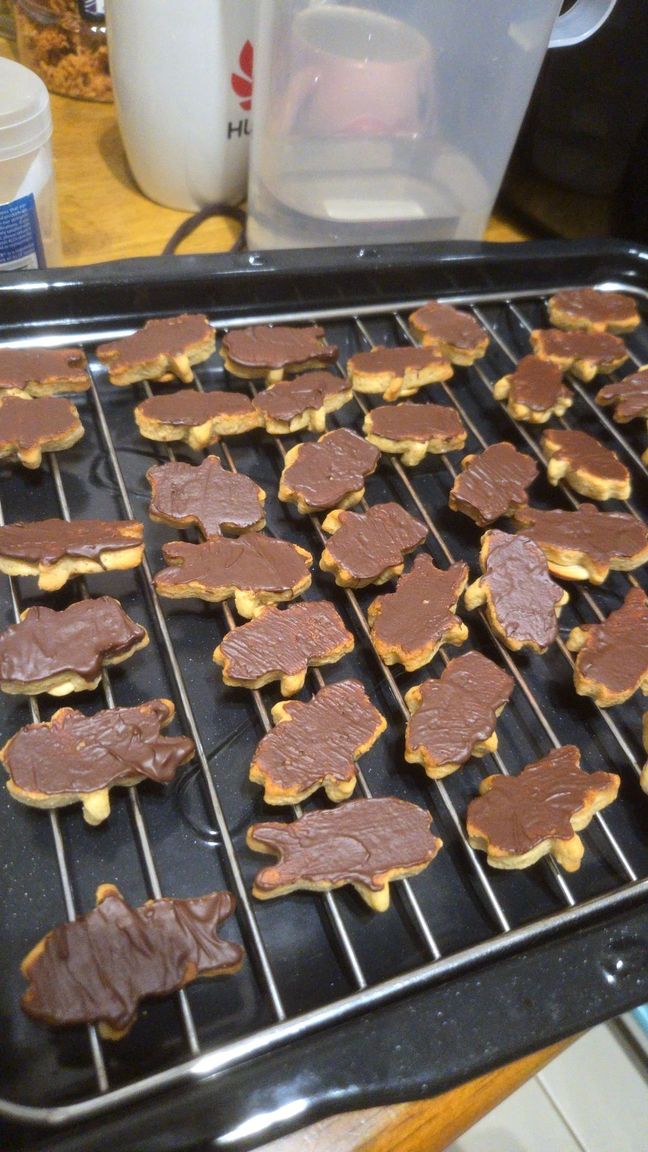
1, 237, 647, 1150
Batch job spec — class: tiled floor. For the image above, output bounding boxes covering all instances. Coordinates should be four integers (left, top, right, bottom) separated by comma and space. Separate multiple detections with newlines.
447, 1015, 648, 1152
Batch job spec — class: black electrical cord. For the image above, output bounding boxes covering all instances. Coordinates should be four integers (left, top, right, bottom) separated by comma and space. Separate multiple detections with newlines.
161, 202, 247, 255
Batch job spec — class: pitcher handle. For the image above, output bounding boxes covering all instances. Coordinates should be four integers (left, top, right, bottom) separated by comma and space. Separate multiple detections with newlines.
549, 0, 617, 48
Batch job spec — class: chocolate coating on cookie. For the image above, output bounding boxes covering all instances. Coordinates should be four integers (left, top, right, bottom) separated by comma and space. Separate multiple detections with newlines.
548, 288, 639, 332
541, 428, 630, 500
147, 455, 265, 538
222, 324, 338, 369
248, 796, 441, 908
2, 699, 194, 795
530, 329, 628, 376
409, 300, 488, 355
0, 597, 147, 693
449, 442, 538, 526
98, 314, 212, 362
253, 371, 349, 424
280, 428, 379, 512
367, 401, 465, 443
405, 651, 513, 775
368, 554, 468, 670
596, 367, 648, 422
21, 886, 243, 1035
505, 356, 565, 406
0, 393, 84, 467
137, 389, 257, 426
349, 346, 449, 376
0, 518, 143, 566
215, 600, 353, 688
321, 502, 426, 585
154, 534, 311, 613
467, 746, 619, 868
514, 503, 648, 581
466, 530, 566, 651
567, 587, 648, 706
97, 314, 215, 384
0, 347, 90, 394
250, 679, 386, 804
494, 355, 572, 419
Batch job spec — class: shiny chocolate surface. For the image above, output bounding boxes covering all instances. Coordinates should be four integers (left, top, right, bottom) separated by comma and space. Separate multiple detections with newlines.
0, 597, 146, 687
467, 746, 617, 854
252, 679, 384, 796
97, 314, 213, 366
324, 502, 426, 581
250, 797, 441, 893
147, 455, 264, 538
218, 601, 352, 681
21, 887, 243, 1031
0, 519, 143, 565
3, 699, 194, 794
281, 428, 379, 509
407, 651, 513, 768
222, 325, 337, 369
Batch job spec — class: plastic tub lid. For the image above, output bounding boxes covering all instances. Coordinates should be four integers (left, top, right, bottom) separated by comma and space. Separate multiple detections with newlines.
0, 58, 52, 161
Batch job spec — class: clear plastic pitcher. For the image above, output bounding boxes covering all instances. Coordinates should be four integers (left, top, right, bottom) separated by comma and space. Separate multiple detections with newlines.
246, 0, 615, 249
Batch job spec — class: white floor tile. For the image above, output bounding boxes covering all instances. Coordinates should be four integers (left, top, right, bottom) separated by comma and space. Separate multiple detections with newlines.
446, 1076, 583, 1152
538, 1023, 648, 1152
446, 1021, 648, 1152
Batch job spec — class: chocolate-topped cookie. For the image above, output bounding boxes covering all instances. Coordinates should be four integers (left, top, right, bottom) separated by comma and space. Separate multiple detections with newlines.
513, 503, 648, 583
541, 427, 631, 501
0, 392, 84, 468
363, 401, 467, 466
135, 389, 262, 451
0, 518, 144, 592
0, 597, 148, 697
2, 698, 194, 825
320, 502, 427, 588
464, 529, 568, 652
467, 745, 620, 871
250, 679, 386, 804
368, 554, 469, 671
147, 455, 266, 538
596, 366, 648, 425
449, 442, 538, 526
21, 885, 243, 1038
221, 324, 338, 382
404, 651, 514, 778
279, 428, 380, 514
408, 300, 489, 364
493, 355, 573, 424
247, 796, 442, 911
547, 288, 640, 334
566, 587, 648, 707
154, 534, 312, 618
97, 314, 216, 386
530, 329, 628, 382
213, 600, 354, 695
252, 371, 352, 434
347, 346, 453, 402
0, 346, 90, 396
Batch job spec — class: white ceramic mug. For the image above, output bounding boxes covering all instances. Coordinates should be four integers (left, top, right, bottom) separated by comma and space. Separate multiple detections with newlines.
105, 0, 257, 211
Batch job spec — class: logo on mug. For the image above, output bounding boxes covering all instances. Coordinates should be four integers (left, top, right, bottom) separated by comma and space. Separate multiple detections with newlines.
231, 41, 253, 111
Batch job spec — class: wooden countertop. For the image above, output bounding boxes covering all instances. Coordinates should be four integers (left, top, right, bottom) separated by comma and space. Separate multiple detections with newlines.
1, 32, 528, 263
0, 34, 570, 1152
49, 94, 526, 265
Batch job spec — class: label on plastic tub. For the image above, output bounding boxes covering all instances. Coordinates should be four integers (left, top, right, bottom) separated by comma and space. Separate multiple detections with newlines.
0, 193, 46, 271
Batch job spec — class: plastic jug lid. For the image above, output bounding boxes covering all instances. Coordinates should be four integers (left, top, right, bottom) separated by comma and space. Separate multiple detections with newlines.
0, 58, 52, 161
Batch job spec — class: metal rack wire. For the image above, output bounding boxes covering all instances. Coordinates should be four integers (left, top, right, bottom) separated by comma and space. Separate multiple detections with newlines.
1, 278, 647, 1129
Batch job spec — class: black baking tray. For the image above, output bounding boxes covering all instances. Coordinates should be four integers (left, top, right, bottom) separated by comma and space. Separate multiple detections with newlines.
0, 240, 647, 1152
